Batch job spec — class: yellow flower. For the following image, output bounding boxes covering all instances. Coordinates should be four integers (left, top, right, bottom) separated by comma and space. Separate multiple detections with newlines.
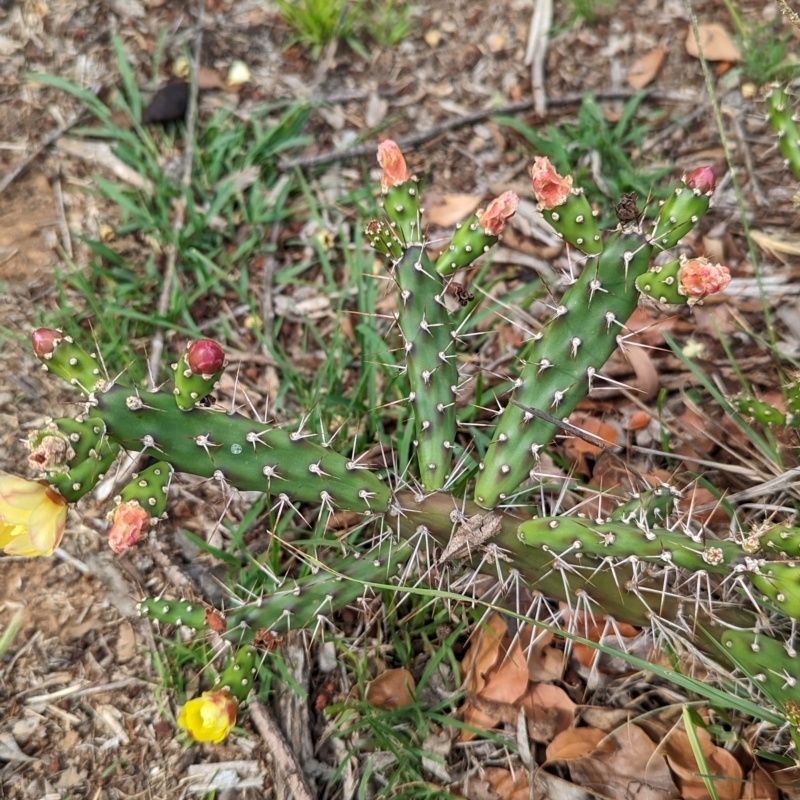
0, 475, 67, 557
177, 689, 238, 744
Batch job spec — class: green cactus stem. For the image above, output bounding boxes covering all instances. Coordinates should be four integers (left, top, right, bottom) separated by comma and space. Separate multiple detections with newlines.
116, 461, 172, 517
635, 255, 731, 306
93, 384, 390, 514
434, 191, 519, 276
785, 379, 800, 427
365, 219, 404, 261
743, 522, 800, 559
766, 85, 800, 180
173, 340, 227, 411
649, 167, 715, 251
474, 229, 653, 508
393, 246, 459, 491
27, 416, 108, 473
31, 328, 107, 394
215, 645, 258, 703
45, 437, 120, 502
735, 395, 786, 427
530, 157, 603, 255
138, 598, 216, 631
378, 140, 422, 244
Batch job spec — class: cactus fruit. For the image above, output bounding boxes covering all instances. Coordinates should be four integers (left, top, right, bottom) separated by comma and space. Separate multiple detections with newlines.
173, 339, 226, 410
649, 167, 715, 250
32, 328, 108, 393
530, 157, 603, 254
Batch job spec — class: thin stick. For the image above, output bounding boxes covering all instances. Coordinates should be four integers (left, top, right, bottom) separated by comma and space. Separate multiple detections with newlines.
280, 89, 694, 172
146, 1, 204, 389
0, 104, 89, 195
248, 701, 315, 800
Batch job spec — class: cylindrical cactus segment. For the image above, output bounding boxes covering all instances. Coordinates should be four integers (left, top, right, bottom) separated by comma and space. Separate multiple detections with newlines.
393, 246, 458, 490
649, 169, 715, 251
94, 385, 391, 514
748, 561, 800, 619
636, 256, 731, 306
635, 258, 684, 304
173, 340, 226, 411
609, 484, 679, 527
785, 380, 800, 427
27, 416, 108, 473
530, 157, 602, 255
766, 85, 800, 180
31, 328, 106, 394
743, 522, 800, 559
138, 597, 213, 630
46, 437, 120, 502
474, 230, 653, 507
117, 461, 172, 517
721, 628, 800, 723
735, 395, 786, 427
434, 192, 520, 276
378, 140, 421, 245
216, 645, 258, 704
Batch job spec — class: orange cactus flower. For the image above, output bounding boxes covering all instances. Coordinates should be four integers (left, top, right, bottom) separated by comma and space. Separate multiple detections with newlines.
530, 156, 573, 209
678, 257, 731, 303
0, 475, 67, 557
107, 501, 151, 554
477, 191, 520, 235
377, 140, 410, 190
177, 689, 239, 744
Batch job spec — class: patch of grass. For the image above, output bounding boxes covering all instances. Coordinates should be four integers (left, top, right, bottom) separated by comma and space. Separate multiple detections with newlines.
561, 0, 615, 25
274, 0, 411, 58
495, 93, 672, 226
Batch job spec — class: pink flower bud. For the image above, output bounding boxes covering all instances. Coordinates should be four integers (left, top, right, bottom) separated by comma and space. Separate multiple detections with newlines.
31, 328, 63, 358
678, 256, 731, 302
685, 166, 716, 195
107, 501, 150, 554
186, 339, 225, 376
377, 140, 410, 190
477, 191, 520, 236
530, 156, 574, 209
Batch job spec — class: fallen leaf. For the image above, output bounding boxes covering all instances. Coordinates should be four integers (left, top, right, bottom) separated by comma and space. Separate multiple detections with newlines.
484, 767, 530, 800
519, 683, 576, 742
546, 727, 608, 761
366, 668, 415, 709
741, 763, 780, 800
751, 229, 800, 257
628, 46, 666, 89
685, 24, 740, 62
197, 66, 225, 90
425, 191, 483, 227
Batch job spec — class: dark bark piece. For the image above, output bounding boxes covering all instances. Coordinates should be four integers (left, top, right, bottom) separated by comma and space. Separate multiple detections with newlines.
142, 81, 189, 124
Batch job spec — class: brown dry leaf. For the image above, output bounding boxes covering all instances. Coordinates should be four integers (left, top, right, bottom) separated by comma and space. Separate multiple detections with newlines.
366, 668, 416, 710
663, 726, 742, 800
701, 235, 726, 264
624, 337, 661, 401
546, 727, 608, 761
484, 767, 531, 800
461, 613, 508, 694
741, 763, 781, 800
518, 626, 565, 682
685, 24, 741, 62
562, 723, 679, 799
564, 414, 620, 460
197, 66, 225, 90
628, 46, 666, 89
519, 683, 576, 743
425, 191, 483, 227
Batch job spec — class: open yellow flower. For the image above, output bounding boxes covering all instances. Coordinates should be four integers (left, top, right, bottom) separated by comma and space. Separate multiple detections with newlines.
177, 689, 238, 744
0, 475, 67, 557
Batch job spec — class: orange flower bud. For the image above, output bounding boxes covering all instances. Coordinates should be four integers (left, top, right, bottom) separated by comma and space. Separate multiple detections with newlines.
678, 257, 731, 303
477, 191, 520, 235
107, 501, 150, 554
530, 156, 573, 209
0, 475, 67, 557
377, 140, 410, 190
177, 689, 238, 743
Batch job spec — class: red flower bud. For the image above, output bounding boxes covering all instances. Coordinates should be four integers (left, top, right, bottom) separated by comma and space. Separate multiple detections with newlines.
685, 166, 716, 195
31, 328, 63, 358
186, 340, 225, 376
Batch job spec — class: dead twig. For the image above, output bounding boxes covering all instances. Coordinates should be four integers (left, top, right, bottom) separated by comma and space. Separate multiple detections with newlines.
0, 103, 90, 195
526, 0, 553, 114
279, 89, 695, 172
249, 700, 315, 800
